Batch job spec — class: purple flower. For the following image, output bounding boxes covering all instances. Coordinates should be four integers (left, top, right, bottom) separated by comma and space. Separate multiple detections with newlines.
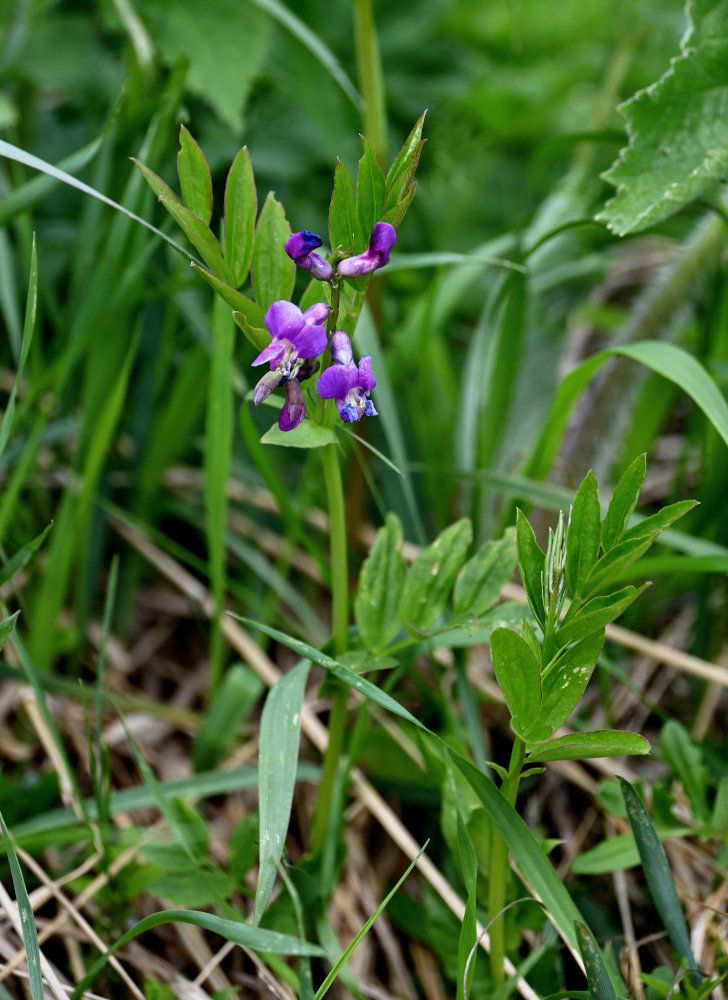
252, 300, 329, 431
317, 331, 377, 423
337, 222, 396, 278
285, 231, 333, 281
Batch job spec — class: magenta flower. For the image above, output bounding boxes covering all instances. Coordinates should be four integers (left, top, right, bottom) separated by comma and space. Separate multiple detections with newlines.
285, 231, 333, 281
337, 222, 396, 278
317, 331, 377, 423
252, 300, 329, 431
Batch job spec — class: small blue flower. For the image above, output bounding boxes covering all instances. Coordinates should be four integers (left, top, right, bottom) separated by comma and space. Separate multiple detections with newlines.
252, 300, 329, 431
337, 222, 396, 278
285, 231, 333, 281
317, 331, 377, 422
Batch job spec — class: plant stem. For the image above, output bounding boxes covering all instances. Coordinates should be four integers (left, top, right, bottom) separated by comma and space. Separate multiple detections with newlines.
354, 0, 387, 162
310, 441, 349, 854
488, 735, 526, 989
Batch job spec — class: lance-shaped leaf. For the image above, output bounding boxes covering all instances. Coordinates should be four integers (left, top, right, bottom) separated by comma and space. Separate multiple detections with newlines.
355, 138, 386, 253
159, 194, 236, 286
566, 471, 601, 596
399, 518, 472, 630
576, 922, 619, 1000
132, 157, 181, 205
620, 779, 698, 976
177, 125, 212, 225
601, 455, 646, 552
453, 526, 517, 619
598, 0, 728, 235
516, 509, 546, 628
355, 513, 406, 652
620, 499, 698, 544
581, 540, 654, 601
557, 585, 649, 647
191, 261, 264, 328
490, 627, 542, 735
385, 110, 426, 210
224, 146, 256, 286
251, 192, 295, 312
527, 731, 650, 762
329, 158, 357, 255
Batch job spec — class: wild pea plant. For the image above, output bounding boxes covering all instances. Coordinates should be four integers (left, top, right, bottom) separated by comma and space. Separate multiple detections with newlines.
130, 114, 702, 997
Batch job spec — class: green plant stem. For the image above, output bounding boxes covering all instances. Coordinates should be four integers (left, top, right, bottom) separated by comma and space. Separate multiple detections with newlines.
488, 735, 526, 989
354, 0, 387, 162
310, 441, 349, 854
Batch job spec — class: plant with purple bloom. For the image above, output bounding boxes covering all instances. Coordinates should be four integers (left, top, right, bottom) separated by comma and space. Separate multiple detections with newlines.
285, 230, 333, 281
317, 330, 377, 423
252, 300, 329, 431
337, 222, 396, 277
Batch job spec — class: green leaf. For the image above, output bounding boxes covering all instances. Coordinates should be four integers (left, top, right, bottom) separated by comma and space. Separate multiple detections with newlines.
0, 524, 52, 588
224, 146, 257, 286
597, 0, 728, 235
251, 191, 295, 311
354, 513, 406, 653
0, 810, 44, 1000
382, 184, 417, 229
601, 455, 646, 552
0, 233, 38, 458
576, 922, 619, 1000
72, 907, 322, 999
448, 751, 583, 954
490, 627, 542, 734
132, 157, 181, 206
260, 420, 339, 449
661, 720, 710, 825
570, 834, 640, 875
533, 630, 605, 738
193, 664, 264, 772
619, 779, 697, 973
557, 585, 648, 647
527, 731, 650, 762
329, 158, 357, 255
177, 125, 212, 225
191, 260, 265, 328
399, 518, 473, 630
159, 194, 236, 285
453, 526, 517, 618
566, 471, 601, 596
516, 509, 546, 627
255, 660, 311, 924
355, 138, 386, 253
620, 500, 698, 544
0, 611, 19, 653
232, 311, 270, 354
581, 542, 653, 600
385, 110, 426, 210
525, 341, 728, 482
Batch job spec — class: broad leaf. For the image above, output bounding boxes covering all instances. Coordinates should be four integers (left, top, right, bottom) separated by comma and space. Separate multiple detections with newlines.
516, 509, 546, 627
251, 192, 295, 311
177, 125, 212, 225
601, 455, 646, 552
355, 514, 406, 652
399, 518, 473, 630
598, 0, 728, 235
527, 731, 650, 762
224, 146, 257, 286
453, 526, 517, 618
533, 629, 605, 738
329, 158, 357, 255
260, 421, 338, 449
566, 471, 601, 596
570, 834, 640, 875
490, 627, 542, 734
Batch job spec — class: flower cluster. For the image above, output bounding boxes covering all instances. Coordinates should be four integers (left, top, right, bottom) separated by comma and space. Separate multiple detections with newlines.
252, 222, 395, 431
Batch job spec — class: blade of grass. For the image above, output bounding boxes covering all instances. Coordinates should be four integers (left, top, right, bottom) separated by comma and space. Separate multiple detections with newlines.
0, 233, 37, 457
0, 810, 47, 1000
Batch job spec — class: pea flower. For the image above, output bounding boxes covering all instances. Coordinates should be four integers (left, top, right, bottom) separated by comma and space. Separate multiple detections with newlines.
317, 330, 377, 423
252, 300, 329, 431
337, 222, 396, 278
285, 230, 333, 281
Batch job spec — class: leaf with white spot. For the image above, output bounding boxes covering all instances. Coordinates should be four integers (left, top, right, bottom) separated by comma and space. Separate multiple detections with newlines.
255, 659, 311, 924
597, 0, 728, 235
525, 629, 605, 741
